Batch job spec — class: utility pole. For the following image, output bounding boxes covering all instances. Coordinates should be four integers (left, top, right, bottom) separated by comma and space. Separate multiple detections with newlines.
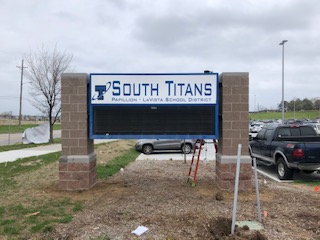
16, 59, 28, 127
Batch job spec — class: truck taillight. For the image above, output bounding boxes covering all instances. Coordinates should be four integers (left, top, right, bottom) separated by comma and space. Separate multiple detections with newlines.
293, 149, 304, 158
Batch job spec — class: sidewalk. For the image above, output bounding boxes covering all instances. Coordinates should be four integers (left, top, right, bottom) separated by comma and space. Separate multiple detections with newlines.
0, 139, 117, 164
0, 144, 62, 163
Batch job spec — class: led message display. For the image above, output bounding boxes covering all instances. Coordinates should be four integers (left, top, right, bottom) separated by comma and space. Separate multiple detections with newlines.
89, 73, 218, 139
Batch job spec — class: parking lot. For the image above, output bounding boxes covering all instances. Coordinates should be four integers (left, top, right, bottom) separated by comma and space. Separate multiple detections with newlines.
255, 162, 320, 182
135, 140, 320, 183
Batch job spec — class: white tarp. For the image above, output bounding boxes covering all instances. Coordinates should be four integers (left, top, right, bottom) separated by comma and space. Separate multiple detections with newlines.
22, 122, 50, 144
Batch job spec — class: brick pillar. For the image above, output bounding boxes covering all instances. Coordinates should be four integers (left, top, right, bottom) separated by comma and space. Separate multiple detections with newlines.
216, 73, 251, 191
59, 73, 96, 190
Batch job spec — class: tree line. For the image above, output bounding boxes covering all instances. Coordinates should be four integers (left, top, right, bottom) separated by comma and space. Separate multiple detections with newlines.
278, 98, 320, 112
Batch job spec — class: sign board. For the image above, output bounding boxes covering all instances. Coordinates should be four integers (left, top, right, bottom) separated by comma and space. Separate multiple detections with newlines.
89, 73, 219, 139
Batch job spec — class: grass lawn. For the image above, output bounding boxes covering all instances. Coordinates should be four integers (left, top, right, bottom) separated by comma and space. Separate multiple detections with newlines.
0, 141, 139, 239
250, 110, 320, 120
97, 147, 140, 179
294, 179, 320, 187
0, 152, 76, 237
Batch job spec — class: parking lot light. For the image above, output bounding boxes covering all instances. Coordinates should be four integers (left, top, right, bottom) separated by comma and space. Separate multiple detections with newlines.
279, 40, 288, 124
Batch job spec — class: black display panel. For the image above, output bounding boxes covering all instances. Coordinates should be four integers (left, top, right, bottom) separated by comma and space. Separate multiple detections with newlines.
92, 105, 216, 136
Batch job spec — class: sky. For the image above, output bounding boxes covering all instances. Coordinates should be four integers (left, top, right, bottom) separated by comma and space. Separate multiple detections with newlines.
0, 0, 320, 116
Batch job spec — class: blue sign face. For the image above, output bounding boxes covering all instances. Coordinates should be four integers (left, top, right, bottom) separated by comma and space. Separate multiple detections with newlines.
89, 73, 219, 139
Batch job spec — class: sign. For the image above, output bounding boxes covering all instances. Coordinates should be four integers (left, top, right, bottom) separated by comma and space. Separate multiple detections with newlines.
91, 74, 216, 105
89, 73, 219, 139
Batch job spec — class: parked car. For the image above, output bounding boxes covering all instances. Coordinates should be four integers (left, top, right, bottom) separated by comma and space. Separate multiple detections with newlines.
249, 122, 265, 140
135, 139, 197, 154
308, 123, 320, 135
249, 122, 265, 133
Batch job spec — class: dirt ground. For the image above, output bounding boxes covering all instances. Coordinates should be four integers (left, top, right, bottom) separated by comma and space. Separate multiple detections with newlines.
16, 140, 320, 239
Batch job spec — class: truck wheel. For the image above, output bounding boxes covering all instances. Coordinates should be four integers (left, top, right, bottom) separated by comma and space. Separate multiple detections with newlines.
276, 157, 293, 180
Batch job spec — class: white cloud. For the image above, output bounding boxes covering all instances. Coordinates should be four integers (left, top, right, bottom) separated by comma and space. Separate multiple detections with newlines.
0, 0, 319, 115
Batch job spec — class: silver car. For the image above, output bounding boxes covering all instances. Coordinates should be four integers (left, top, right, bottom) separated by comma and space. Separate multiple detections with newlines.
135, 139, 196, 154
308, 123, 320, 135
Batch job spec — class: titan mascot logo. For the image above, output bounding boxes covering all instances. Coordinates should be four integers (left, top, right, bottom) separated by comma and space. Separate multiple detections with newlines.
92, 82, 112, 100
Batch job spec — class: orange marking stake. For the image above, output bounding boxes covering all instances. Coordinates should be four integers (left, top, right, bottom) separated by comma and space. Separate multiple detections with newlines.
263, 210, 268, 218
314, 186, 319, 192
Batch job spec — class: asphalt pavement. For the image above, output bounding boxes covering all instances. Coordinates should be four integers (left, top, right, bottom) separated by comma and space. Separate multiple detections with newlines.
0, 130, 61, 146
255, 163, 320, 182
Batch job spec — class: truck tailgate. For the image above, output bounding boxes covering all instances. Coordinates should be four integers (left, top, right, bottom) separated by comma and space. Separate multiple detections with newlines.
303, 142, 320, 163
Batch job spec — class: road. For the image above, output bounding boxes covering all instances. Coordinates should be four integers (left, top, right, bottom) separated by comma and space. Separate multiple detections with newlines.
0, 130, 61, 146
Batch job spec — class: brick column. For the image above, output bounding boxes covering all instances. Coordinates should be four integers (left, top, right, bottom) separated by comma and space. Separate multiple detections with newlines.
216, 73, 251, 191
59, 73, 96, 190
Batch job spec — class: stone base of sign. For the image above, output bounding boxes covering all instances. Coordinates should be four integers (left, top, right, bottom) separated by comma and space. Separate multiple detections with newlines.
217, 73, 250, 191
59, 153, 96, 191
59, 73, 96, 191
216, 153, 252, 191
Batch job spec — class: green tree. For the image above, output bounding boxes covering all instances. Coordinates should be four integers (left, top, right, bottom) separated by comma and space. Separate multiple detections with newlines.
301, 98, 313, 110
278, 101, 289, 112
314, 99, 320, 111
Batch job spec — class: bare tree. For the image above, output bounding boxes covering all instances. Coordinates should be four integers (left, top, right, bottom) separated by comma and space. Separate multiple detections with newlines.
24, 45, 73, 142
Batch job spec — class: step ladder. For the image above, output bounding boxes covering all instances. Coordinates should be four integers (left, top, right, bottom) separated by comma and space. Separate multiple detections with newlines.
187, 139, 203, 187
187, 139, 218, 187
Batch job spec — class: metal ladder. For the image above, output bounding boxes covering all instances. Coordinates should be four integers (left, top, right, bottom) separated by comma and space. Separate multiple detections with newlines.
187, 139, 203, 187
187, 139, 218, 187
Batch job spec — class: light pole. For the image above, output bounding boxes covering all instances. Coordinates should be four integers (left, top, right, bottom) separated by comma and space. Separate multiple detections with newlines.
293, 98, 296, 119
318, 98, 320, 117
279, 40, 288, 124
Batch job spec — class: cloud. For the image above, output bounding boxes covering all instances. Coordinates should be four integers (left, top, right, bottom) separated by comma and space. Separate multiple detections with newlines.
0, 0, 319, 115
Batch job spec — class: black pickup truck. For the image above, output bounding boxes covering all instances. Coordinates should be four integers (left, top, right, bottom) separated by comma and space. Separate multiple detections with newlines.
249, 124, 320, 180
